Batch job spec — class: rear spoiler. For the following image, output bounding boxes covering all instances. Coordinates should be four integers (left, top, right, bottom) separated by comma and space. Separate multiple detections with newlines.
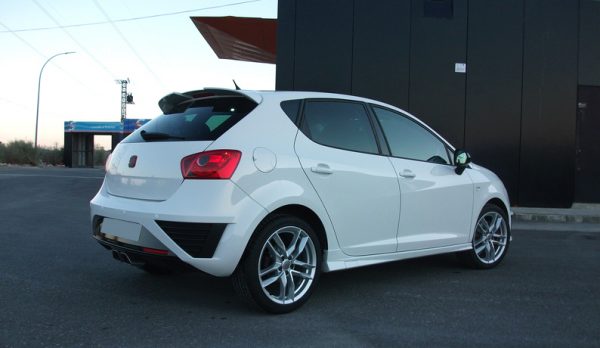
158, 88, 262, 114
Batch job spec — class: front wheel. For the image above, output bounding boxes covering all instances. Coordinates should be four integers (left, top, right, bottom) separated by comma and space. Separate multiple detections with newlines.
232, 215, 322, 313
457, 203, 510, 269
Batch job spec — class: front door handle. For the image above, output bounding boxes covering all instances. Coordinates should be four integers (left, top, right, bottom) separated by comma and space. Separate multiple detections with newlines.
399, 169, 416, 179
311, 164, 333, 175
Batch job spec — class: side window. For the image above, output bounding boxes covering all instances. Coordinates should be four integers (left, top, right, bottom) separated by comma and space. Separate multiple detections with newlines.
373, 106, 450, 164
280, 99, 301, 124
302, 101, 379, 154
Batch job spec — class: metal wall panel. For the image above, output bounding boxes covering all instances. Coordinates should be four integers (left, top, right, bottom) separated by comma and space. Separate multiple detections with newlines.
293, 0, 353, 93
575, 86, 600, 202
275, 0, 296, 90
579, 0, 600, 86
465, 0, 523, 203
519, 0, 578, 207
409, 0, 468, 148
63, 132, 72, 168
275, 0, 594, 207
352, 0, 411, 109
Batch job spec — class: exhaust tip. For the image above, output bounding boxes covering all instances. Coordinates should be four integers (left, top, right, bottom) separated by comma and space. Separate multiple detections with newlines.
111, 250, 132, 264
119, 252, 133, 264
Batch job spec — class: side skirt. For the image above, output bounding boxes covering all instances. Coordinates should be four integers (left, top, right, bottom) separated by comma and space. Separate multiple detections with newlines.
323, 243, 472, 272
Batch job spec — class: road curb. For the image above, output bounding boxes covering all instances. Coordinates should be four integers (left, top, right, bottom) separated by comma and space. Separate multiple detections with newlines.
512, 206, 600, 224
512, 222, 600, 233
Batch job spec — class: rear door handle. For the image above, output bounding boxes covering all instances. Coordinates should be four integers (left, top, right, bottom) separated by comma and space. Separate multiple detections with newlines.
311, 164, 333, 175
399, 169, 416, 179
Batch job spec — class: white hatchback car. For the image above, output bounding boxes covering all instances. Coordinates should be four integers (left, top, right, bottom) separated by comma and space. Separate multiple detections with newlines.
91, 88, 511, 313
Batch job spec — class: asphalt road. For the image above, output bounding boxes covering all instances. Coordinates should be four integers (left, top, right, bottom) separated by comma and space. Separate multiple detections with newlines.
1, 166, 599, 347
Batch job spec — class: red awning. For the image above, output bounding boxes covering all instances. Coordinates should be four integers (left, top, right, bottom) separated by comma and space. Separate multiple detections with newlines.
191, 16, 277, 64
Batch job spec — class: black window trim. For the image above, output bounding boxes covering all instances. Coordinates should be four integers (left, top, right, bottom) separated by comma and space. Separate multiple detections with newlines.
368, 103, 455, 166
279, 99, 303, 126
298, 98, 386, 156
364, 103, 391, 157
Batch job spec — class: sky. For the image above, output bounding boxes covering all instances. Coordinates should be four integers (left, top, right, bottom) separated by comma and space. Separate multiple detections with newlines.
0, 0, 277, 148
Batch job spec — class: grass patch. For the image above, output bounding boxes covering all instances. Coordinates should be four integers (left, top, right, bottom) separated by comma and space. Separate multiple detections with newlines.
0, 140, 110, 167
0, 140, 39, 165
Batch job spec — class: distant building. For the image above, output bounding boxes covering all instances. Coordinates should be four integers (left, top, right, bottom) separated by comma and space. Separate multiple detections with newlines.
63, 119, 150, 167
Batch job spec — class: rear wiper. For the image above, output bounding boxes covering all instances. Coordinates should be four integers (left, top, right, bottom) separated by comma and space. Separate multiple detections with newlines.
140, 130, 185, 141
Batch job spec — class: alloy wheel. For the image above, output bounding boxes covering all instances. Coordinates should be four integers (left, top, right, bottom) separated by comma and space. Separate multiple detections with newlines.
257, 226, 317, 305
473, 211, 508, 264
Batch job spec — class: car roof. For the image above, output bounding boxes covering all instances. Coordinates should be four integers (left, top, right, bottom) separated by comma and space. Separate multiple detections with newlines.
238, 89, 379, 104
198, 88, 399, 108
170, 88, 455, 150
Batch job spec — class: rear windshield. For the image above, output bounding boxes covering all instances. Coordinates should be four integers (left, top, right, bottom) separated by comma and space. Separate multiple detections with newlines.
123, 96, 257, 143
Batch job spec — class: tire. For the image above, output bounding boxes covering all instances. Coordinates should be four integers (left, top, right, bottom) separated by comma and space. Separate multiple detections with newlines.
457, 203, 510, 269
232, 215, 322, 314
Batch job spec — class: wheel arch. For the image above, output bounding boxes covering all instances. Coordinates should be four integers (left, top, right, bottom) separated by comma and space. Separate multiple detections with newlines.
258, 204, 329, 252
486, 197, 510, 222
234, 203, 330, 275
468, 193, 512, 242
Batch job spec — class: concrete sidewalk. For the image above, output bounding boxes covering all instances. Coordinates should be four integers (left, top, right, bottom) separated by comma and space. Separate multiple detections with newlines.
512, 203, 600, 232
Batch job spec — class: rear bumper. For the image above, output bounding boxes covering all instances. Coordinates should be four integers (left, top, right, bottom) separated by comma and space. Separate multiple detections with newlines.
94, 234, 194, 271
90, 179, 268, 277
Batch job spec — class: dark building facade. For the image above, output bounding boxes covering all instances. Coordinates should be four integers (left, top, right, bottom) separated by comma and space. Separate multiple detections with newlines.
275, 0, 600, 207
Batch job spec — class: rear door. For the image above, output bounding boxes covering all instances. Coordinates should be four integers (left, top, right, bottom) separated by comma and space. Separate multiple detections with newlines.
294, 100, 400, 256
371, 106, 474, 251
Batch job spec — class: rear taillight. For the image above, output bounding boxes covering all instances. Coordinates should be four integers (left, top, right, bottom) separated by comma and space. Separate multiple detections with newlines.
181, 150, 241, 179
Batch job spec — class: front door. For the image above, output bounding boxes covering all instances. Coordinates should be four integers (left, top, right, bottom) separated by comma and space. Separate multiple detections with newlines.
389, 157, 474, 251
371, 106, 474, 251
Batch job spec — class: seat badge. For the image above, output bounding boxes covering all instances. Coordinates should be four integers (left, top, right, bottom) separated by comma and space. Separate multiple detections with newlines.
128, 155, 138, 168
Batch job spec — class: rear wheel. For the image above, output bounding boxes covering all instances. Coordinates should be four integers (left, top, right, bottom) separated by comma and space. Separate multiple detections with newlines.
458, 203, 510, 269
232, 215, 321, 313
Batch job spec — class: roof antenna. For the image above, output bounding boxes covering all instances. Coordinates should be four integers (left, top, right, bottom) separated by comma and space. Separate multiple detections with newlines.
232, 79, 241, 90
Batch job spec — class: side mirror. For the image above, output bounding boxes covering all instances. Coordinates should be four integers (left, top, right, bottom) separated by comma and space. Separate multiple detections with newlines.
454, 149, 471, 175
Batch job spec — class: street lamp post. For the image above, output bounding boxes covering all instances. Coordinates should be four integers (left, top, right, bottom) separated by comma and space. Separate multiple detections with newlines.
35, 51, 75, 149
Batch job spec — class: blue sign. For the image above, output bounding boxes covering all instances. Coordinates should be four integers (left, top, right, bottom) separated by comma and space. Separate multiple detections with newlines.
64, 119, 151, 133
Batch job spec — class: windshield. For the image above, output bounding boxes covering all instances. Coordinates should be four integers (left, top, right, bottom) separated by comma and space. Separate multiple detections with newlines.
123, 96, 257, 143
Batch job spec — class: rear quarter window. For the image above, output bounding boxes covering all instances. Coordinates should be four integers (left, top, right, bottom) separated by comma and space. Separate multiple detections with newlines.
280, 99, 301, 124
123, 96, 256, 143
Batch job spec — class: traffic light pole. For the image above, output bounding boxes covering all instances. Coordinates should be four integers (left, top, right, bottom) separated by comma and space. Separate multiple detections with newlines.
116, 79, 129, 122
